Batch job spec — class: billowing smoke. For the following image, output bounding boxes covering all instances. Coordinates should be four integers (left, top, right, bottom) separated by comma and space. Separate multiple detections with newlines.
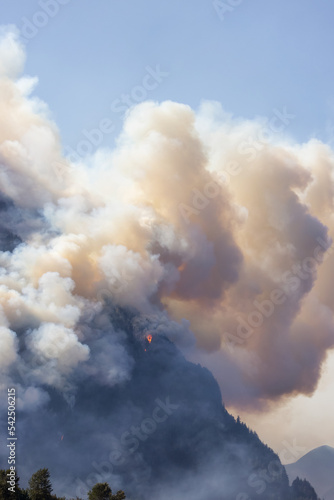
1, 26, 334, 409
0, 25, 334, 497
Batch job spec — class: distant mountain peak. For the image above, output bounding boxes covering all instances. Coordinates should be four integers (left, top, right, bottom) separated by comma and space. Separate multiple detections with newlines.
286, 445, 334, 500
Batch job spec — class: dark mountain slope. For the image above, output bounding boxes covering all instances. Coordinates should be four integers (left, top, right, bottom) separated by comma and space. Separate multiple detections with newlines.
14, 309, 319, 499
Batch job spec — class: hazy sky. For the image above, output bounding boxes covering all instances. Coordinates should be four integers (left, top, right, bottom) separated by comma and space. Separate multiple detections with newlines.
1, 1, 334, 458
2, 0, 334, 150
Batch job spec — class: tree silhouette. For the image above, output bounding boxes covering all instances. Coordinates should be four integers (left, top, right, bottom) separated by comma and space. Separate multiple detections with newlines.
112, 491, 126, 500
88, 482, 126, 500
88, 483, 113, 500
0, 469, 29, 499
28, 468, 53, 500
291, 477, 320, 500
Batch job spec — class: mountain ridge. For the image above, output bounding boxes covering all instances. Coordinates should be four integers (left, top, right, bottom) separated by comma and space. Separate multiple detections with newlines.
286, 445, 334, 500
13, 308, 321, 499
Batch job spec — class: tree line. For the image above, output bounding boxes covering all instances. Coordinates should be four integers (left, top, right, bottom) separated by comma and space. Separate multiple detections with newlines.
0, 467, 126, 500
0, 467, 323, 499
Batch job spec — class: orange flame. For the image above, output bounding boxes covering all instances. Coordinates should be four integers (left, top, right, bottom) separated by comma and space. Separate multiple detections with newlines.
147, 334, 152, 343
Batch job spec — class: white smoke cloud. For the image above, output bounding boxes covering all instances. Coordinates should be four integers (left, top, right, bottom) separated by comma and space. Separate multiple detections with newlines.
0, 26, 25, 79
17, 385, 50, 412
99, 244, 165, 312
28, 323, 90, 371
0, 326, 18, 371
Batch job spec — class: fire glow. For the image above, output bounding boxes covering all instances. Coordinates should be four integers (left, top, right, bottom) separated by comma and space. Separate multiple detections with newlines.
147, 335, 152, 343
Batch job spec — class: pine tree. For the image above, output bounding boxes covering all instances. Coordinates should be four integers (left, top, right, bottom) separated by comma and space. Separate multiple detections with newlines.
88, 482, 126, 500
112, 491, 126, 500
88, 483, 113, 500
0, 469, 28, 499
291, 476, 320, 500
28, 468, 53, 500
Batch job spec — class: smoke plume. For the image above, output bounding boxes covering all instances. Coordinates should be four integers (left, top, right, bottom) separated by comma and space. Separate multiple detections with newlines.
0, 27, 334, 411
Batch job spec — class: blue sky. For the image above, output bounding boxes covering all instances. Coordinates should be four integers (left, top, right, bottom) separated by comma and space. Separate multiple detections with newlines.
2, 0, 334, 154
